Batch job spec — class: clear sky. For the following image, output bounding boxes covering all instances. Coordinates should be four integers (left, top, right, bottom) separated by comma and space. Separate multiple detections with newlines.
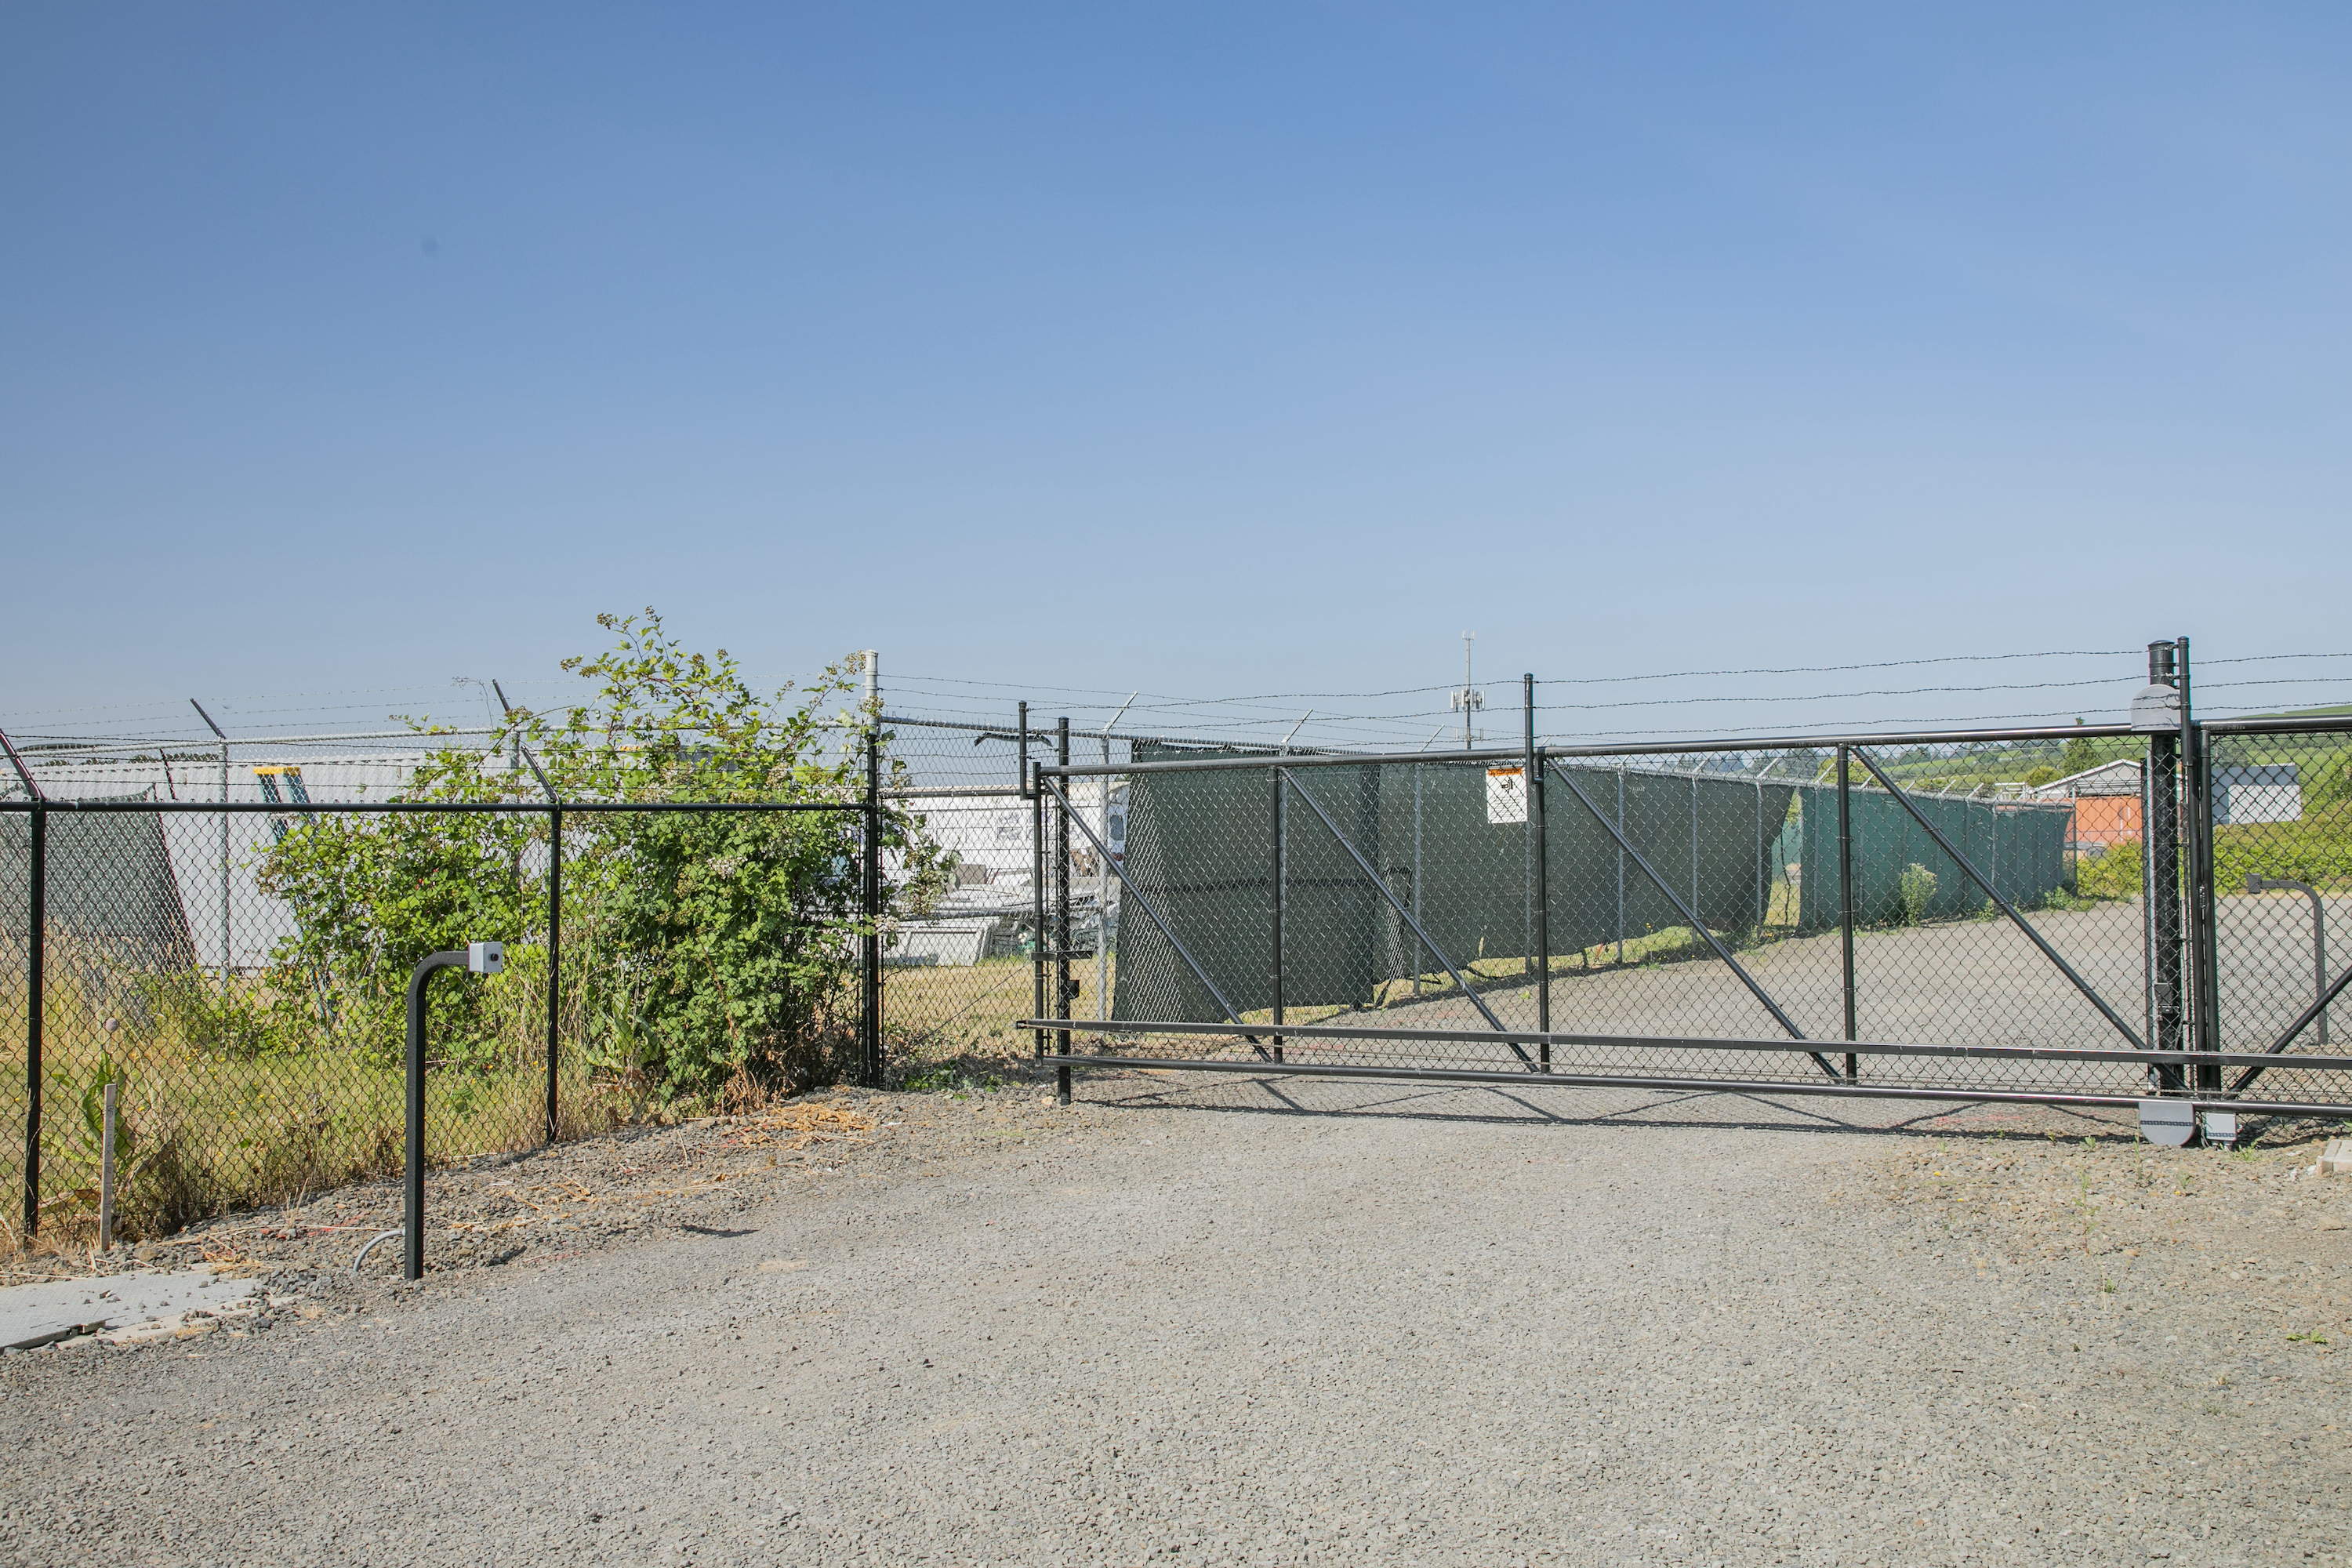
4, 4, 2347, 744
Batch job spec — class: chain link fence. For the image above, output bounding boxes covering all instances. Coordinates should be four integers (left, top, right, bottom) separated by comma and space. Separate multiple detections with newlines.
1026, 707, 2352, 1120
0, 728, 880, 1250
4, 651, 2347, 1249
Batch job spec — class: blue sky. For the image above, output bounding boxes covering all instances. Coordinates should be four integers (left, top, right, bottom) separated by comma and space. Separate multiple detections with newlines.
4, 4, 2347, 743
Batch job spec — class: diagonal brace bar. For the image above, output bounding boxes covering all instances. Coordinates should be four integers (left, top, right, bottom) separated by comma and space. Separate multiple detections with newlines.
1039, 775, 1269, 1059
1849, 746, 2147, 1051
1549, 760, 1842, 1080
1280, 769, 1533, 1065
2230, 959, 2352, 1094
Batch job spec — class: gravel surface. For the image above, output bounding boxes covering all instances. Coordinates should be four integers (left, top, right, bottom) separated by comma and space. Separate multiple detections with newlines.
5, 1069, 2350, 1566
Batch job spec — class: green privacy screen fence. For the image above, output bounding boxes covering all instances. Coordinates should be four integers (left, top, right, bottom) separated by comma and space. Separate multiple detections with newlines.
1789, 785, 2074, 931
1111, 747, 1811, 1022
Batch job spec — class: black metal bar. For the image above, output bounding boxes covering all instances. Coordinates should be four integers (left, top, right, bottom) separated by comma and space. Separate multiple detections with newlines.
0, 728, 41, 1240
515, 743, 561, 1144
1270, 764, 1285, 1064
2230, 960, 2352, 1094
2201, 713, 2352, 737
22, 800, 42, 1240
2180, 639, 2221, 1091
1527, 675, 1548, 1066
1838, 745, 1857, 1082
1055, 717, 1072, 1105
1025, 704, 1043, 1062
405, 949, 468, 1282
546, 802, 562, 1140
13, 798, 858, 814
1278, 768, 1530, 1060
996, 1050, 2352, 1121
865, 728, 884, 1089
1548, 760, 1839, 1078
2146, 643, 2185, 1091
1016, 1014, 2352, 1069
1036, 774, 1269, 1057
1849, 746, 2149, 1051
1036, 723, 2147, 777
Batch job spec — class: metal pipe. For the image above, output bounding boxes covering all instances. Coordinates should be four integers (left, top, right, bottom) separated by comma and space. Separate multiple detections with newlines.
1025, 704, 1044, 1062
1270, 764, 1285, 1064
1002, 1051, 2352, 1122
13, 798, 858, 814
2180, 637, 2222, 1088
2146, 643, 2185, 1091
1279, 769, 1529, 1059
1, 728, 44, 1240
517, 742, 561, 1143
1017, 1014, 2352, 1070
866, 728, 884, 1089
1036, 775, 1267, 1056
1054, 717, 1072, 1104
1549, 760, 1838, 1077
1850, 745, 2146, 1049
405, 950, 470, 1282
1526, 676, 1548, 1060
1036, 723, 2150, 777
1838, 745, 1857, 1080
190, 700, 231, 974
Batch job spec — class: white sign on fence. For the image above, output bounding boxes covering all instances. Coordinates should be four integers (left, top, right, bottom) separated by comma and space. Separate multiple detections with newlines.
1486, 765, 1526, 825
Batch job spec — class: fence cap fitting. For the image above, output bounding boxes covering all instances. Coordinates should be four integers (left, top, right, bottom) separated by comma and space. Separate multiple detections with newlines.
2128, 683, 2182, 733
466, 941, 506, 975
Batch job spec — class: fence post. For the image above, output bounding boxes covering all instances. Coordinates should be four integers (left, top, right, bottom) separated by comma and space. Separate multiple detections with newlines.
546, 803, 561, 1140
1054, 718, 1072, 1103
1271, 763, 1285, 1063
2179, 638, 2222, 1092
1, 730, 42, 1240
1837, 745, 1857, 1081
863, 728, 884, 1090
22, 800, 42, 1240
1024, 703, 1043, 1065
2145, 641, 2186, 1094
1525, 676, 1548, 1059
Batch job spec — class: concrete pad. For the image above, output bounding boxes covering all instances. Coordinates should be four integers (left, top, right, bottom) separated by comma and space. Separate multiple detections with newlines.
0, 1267, 261, 1351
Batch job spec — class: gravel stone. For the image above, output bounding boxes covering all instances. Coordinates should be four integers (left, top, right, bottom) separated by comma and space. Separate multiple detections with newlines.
2, 1069, 2347, 1565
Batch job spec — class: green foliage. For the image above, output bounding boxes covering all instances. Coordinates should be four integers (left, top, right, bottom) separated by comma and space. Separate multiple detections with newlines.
2077, 840, 2143, 900
2060, 730, 2097, 777
250, 608, 953, 1104
2024, 765, 2060, 788
1897, 862, 1939, 925
2307, 752, 2352, 815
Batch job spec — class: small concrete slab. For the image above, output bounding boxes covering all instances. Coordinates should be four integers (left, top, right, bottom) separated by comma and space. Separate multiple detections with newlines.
0, 1267, 261, 1351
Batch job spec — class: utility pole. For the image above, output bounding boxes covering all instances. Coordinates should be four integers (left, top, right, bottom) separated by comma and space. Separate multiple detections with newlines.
1450, 633, 1483, 750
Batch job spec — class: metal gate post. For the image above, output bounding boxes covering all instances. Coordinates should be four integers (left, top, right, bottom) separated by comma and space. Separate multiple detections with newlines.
1270, 764, 1285, 1062
1525, 676, 1548, 1059
1024, 703, 1044, 1063
1837, 745, 1857, 1080
2179, 639, 2222, 1090
2145, 644, 2186, 1093
1054, 719, 1072, 1103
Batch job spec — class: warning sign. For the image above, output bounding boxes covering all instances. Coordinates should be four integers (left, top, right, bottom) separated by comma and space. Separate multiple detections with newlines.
1486, 766, 1526, 825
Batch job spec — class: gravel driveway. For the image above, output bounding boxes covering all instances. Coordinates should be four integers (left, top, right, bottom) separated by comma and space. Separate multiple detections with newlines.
5, 1069, 2350, 1566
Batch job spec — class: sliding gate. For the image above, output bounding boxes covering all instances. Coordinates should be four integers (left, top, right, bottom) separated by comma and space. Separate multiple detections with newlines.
1019, 706, 2352, 1123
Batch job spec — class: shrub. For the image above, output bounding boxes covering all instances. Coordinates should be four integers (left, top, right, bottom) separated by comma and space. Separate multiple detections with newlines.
1898, 862, 1938, 925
